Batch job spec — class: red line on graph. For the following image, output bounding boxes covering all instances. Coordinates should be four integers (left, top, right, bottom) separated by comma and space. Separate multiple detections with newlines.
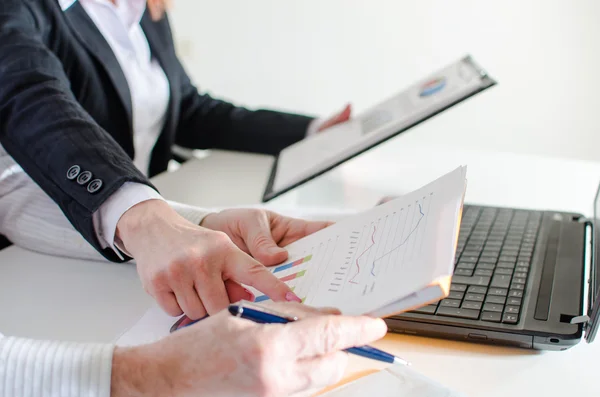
349, 226, 377, 284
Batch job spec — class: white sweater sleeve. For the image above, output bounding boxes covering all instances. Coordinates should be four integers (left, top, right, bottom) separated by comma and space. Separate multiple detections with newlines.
0, 334, 114, 397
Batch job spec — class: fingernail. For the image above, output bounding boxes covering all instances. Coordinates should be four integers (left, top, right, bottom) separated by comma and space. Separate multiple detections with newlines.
244, 288, 256, 301
268, 246, 284, 255
286, 292, 302, 303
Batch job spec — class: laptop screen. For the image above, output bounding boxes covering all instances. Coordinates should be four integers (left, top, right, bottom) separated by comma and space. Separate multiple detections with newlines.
587, 183, 600, 342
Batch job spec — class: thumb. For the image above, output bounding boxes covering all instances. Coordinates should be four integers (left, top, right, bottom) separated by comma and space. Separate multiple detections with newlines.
244, 216, 288, 266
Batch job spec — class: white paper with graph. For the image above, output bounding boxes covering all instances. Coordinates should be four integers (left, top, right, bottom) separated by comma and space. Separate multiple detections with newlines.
250, 166, 467, 317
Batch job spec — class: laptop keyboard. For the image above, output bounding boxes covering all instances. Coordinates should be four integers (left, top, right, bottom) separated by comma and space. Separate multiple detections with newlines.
410, 205, 541, 324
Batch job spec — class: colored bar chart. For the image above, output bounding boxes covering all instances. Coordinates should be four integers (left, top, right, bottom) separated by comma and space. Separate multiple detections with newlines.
254, 254, 312, 303
273, 255, 312, 273
279, 270, 306, 283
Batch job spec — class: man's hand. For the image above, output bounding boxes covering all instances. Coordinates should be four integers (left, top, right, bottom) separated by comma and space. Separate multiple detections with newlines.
200, 208, 332, 267
116, 200, 304, 320
317, 103, 352, 133
111, 302, 387, 397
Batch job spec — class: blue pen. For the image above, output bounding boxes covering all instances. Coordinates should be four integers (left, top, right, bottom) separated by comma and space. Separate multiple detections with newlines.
170, 302, 410, 365
227, 301, 410, 366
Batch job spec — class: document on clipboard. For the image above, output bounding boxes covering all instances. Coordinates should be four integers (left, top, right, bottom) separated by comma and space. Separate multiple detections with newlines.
262, 55, 494, 202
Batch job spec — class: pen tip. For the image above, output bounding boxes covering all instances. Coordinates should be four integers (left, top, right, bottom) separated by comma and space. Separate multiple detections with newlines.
393, 357, 411, 366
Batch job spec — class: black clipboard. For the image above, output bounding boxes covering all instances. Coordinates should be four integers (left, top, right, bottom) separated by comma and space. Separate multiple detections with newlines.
262, 55, 497, 203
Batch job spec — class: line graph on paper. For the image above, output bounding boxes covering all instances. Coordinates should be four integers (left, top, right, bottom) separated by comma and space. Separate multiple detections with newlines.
252, 236, 339, 304
333, 194, 433, 295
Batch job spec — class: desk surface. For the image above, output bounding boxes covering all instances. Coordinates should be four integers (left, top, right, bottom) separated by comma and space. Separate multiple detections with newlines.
2, 143, 600, 396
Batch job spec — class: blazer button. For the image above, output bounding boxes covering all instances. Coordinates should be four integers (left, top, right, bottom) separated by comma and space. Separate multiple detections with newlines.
87, 179, 103, 194
77, 171, 92, 185
67, 165, 81, 180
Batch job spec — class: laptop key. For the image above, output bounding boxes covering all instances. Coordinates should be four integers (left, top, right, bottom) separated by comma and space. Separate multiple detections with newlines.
514, 272, 528, 278
411, 305, 437, 315
507, 297, 522, 306
448, 291, 465, 300
457, 262, 476, 270
497, 261, 516, 269
512, 277, 527, 285
495, 268, 513, 275
462, 301, 482, 310
509, 290, 524, 298
450, 284, 467, 292
440, 299, 461, 308
479, 255, 499, 263
516, 266, 529, 273
477, 263, 496, 270
465, 293, 485, 302
490, 275, 512, 288
451, 275, 491, 286
436, 307, 480, 320
510, 283, 525, 291
505, 305, 520, 314
489, 288, 508, 296
485, 296, 506, 305
474, 269, 493, 277
502, 313, 519, 324
455, 268, 474, 277
482, 303, 504, 313
467, 286, 487, 294
481, 311, 502, 322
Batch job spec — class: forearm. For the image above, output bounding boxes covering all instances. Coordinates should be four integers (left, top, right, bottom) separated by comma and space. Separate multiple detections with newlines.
0, 335, 113, 397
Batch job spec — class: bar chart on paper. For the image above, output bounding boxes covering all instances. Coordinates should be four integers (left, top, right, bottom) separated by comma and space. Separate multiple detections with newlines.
253, 237, 339, 304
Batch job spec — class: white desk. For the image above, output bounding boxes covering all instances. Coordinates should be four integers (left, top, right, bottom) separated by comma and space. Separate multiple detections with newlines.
1, 143, 600, 396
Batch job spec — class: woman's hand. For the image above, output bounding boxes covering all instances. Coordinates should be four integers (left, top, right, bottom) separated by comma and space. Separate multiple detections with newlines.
111, 302, 388, 397
117, 201, 332, 320
200, 208, 332, 267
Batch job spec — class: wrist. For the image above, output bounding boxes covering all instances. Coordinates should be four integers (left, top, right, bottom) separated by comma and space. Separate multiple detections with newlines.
116, 199, 173, 252
111, 347, 156, 397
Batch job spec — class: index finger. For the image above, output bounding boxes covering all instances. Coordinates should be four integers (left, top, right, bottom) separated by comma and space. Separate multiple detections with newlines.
224, 249, 297, 302
286, 315, 387, 359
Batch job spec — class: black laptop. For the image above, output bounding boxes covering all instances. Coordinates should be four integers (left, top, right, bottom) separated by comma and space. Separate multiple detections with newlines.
384, 185, 600, 350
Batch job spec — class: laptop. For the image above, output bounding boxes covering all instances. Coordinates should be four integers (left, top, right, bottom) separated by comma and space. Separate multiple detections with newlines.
383, 189, 600, 350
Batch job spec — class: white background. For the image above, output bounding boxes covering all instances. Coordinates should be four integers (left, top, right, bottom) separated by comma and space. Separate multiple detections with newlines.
167, 0, 600, 162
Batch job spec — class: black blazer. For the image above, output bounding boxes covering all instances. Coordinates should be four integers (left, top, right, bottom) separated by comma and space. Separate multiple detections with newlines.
0, 0, 313, 261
